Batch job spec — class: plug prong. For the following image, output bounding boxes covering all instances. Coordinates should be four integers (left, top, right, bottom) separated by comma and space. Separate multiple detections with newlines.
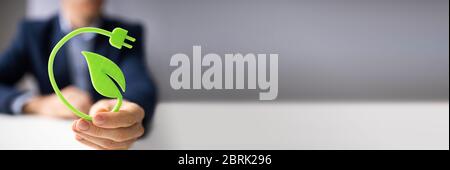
123, 43, 133, 49
126, 36, 136, 42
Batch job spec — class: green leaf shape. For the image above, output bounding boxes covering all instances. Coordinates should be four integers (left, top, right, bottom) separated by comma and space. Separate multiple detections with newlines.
82, 51, 126, 98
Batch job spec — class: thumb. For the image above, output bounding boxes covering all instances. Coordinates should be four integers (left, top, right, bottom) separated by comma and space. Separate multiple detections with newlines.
89, 99, 117, 126
89, 100, 115, 115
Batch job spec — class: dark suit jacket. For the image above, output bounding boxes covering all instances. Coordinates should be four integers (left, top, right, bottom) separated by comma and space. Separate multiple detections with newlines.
0, 15, 157, 127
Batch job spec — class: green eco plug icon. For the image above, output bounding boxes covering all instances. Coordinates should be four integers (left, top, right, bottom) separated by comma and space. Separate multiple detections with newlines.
48, 27, 135, 121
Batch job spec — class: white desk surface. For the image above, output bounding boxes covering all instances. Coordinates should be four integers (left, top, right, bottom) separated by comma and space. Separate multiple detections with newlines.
0, 102, 448, 150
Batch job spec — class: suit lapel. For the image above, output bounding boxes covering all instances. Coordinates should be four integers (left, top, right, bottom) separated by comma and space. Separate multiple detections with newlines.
93, 18, 120, 63
50, 16, 72, 88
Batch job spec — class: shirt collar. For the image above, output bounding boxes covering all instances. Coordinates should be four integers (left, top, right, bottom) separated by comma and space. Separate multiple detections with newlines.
59, 13, 100, 41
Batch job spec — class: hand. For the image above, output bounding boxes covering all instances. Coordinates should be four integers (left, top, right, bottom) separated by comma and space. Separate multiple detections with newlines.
72, 99, 145, 150
24, 86, 93, 119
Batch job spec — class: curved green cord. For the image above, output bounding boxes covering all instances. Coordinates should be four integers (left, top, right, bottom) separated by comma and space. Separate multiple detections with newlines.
48, 27, 122, 121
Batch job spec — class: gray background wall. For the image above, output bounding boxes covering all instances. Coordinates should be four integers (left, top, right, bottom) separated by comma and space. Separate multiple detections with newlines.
0, 0, 26, 51
3, 0, 449, 101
